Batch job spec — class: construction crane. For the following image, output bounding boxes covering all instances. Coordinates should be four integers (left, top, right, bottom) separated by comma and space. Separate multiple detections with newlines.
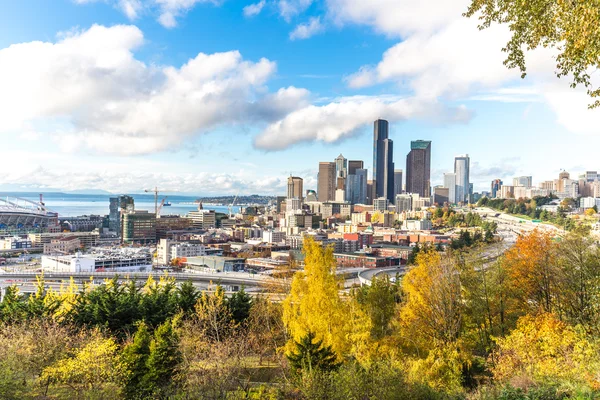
229, 192, 239, 218
156, 197, 168, 217
144, 187, 160, 216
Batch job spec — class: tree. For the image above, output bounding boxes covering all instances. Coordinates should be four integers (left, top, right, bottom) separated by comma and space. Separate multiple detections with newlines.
41, 334, 120, 396
175, 280, 200, 315
504, 230, 558, 313
465, 0, 600, 108
354, 276, 398, 340
144, 319, 183, 396
585, 207, 596, 216
282, 237, 349, 359
120, 322, 152, 399
194, 286, 234, 342
227, 287, 252, 324
492, 313, 600, 390
287, 331, 340, 375
399, 250, 463, 347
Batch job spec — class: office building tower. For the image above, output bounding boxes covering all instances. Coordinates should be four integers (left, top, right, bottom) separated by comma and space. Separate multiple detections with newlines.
454, 154, 470, 203
305, 190, 318, 202
348, 160, 364, 176
394, 169, 403, 197
366, 180, 374, 205
433, 186, 450, 205
346, 168, 368, 204
585, 171, 599, 182
491, 179, 503, 198
121, 211, 156, 244
287, 176, 303, 199
373, 197, 389, 212
443, 173, 457, 204
318, 162, 336, 202
512, 176, 533, 188
335, 154, 347, 178
373, 119, 395, 203
109, 197, 119, 233
406, 140, 432, 198
395, 194, 413, 213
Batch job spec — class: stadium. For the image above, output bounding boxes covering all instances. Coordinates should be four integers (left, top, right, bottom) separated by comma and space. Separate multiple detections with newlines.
0, 196, 59, 230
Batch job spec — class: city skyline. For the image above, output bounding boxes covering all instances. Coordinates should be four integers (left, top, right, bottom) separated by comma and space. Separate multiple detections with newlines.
2, 1, 600, 196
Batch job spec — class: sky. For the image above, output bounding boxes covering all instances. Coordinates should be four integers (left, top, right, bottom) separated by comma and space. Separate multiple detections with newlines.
1, 0, 599, 196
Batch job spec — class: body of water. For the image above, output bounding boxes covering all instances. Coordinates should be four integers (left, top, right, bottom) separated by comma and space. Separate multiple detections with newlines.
0, 192, 234, 217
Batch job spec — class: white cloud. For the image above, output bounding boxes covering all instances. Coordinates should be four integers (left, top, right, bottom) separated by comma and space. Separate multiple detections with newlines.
74, 0, 220, 27
278, 0, 313, 22
243, 0, 266, 17
254, 96, 472, 150
289, 16, 324, 40
333, 0, 600, 135
119, 0, 143, 19
0, 24, 311, 155
155, 0, 221, 27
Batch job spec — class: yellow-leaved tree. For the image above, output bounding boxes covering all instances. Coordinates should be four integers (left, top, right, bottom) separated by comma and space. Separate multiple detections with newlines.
398, 249, 467, 392
282, 237, 354, 360
492, 313, 600, 390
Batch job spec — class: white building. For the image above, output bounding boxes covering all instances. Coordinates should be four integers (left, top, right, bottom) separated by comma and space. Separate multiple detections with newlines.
580, 197, 600, 210
403, 219, 433, 231
395, 194, 412, 212
187, 209, 216, 229
263, 230, 286, 244
454, 155, 470, 203
373, 197, 389, 212
42, 248, 152, 273
443, 173, 457, 204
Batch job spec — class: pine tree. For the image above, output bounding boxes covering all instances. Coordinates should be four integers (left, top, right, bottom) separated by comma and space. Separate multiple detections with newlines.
120, 322, 152, 399
286, 331, 340, 375
144, 320, 182, 396
227, 287, 252, 324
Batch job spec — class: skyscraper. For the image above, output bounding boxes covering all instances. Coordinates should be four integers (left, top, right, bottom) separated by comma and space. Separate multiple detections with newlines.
348, 160, 364, 176
512, 176, 532, 188
287, 176, 303, 199
373, 119, 394, 203
317, 162, 336, 202
394, 169, 403, 197
491, 179, 503, 198
443, 173, 457, 204
406, 140, 431, 198
454, 154, 470, 203
346, 168, 368, 204
335, 154, 347, 178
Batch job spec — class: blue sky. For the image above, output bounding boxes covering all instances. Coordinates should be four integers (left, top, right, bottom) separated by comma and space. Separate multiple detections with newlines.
1, 0, 599, 195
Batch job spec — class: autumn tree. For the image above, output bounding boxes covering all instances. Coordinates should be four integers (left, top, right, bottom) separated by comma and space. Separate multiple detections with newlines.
353, 276, 398, 340
282, 237, 349, 359
492, 313, 600, 390
504, 230, 558, 313
466, 0, 600, 108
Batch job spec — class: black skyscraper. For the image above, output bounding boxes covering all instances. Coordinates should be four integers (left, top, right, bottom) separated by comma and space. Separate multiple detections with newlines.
406, 140, 432, 198
373, 119, 394, 203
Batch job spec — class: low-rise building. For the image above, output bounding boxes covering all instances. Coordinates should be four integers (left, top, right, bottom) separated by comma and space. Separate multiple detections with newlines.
0, 236, 32, 250
42, 248, 152, 272
43, 236, 81, 254
184, 256, 245, 272
29, 231, 100, 249
333, 252, 400, 268
157, 239, 207, 265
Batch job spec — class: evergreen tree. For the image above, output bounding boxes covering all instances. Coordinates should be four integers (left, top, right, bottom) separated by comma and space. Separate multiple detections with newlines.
144, 320, 182, 396
120, 322, 152, 399
287, 331, 340, 375
175, 280, 200, 315
227, 287, 252, 324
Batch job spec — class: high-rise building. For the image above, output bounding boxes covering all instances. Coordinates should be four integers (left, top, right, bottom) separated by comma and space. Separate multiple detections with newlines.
346, 168, 368, 204
406, 140, 431, 198
366, 180, 374, 205
318, 162, 336, 202
491, 179, 503, 198
395, 194, 413, 212
121, 211, 156, 244
585, 171, 599, 182
287, 176, 303, 199
454, 154, 470, 203
373, 197, 389, 212
512, 176, 533, 188
443, 173, 457, 204
433, 186, 450, 206
373, 119, 395, 203
348, 160, 364, 175
335, 154, 347, 178
394, 169, 403, 197
109, 197, 119, 233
